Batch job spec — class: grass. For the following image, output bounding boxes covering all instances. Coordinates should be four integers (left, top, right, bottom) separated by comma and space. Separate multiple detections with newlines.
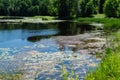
76, 17, 120, 32
75, 14, 120, 80
93, 14, 105, 18
0, 16, 4, 18
86, 47, 120, 80
108, 31, 120, 50
33, 16, 57, 20
61, 64, 79, 80
0, 16, 57, 21
85, 29, 120, 80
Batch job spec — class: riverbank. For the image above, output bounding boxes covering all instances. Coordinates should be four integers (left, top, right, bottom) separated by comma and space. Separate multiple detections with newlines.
86, 33, 120, 80
77, 18, 120, 79
76, 18, 120, 31
0, 16, 66, 23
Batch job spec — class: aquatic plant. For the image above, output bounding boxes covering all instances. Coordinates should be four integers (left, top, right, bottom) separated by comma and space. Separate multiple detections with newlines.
0, 70, 25, 80
61, 64, 79, 80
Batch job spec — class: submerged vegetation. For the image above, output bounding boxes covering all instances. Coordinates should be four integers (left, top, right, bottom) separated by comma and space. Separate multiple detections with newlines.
0, 70, 25, 80
0, 73, 25, 80
61, 65, 79, 80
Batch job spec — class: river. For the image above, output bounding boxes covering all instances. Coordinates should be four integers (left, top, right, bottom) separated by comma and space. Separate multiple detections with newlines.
0, 21, 105, 80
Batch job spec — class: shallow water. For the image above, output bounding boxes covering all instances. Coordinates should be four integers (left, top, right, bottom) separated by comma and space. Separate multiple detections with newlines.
0, 22, 102, 80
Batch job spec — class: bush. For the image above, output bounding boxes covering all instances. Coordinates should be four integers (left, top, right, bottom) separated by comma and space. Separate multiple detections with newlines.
117, 4, 120, 17
104, 0, 119, 17
77, 0, 94, 17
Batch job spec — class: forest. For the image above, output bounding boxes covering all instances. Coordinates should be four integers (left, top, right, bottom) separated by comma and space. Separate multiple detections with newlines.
0, 0, 112, 19
1, 0, 120, 19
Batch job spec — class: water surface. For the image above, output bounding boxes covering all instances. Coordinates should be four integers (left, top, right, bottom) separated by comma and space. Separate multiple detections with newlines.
0, 22, 101, 80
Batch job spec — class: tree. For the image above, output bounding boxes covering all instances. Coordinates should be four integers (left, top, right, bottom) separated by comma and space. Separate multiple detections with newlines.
69, 0, 76, 18
77, 0, 94, 17
104, 0, 118, 17
58, 0, 70, 19
0, 0, 10, 16
86, 0, 94, 16
0, 3, 5, 15
99, 0, 105, 13
93, 0, 100, 14
0, 0, 97, 17
117, 4, 120, 17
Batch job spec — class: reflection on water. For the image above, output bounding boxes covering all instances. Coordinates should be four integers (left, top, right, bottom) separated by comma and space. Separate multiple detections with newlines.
0, 22, 95, 43
0, 22, 97, 54
0, 22, 98, 55
58, 22, 95, 35
0, 21, 98, 80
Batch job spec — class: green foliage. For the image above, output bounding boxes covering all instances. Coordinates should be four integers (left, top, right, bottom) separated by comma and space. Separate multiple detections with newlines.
69, 0, 76, 18
86, 0, 94, 16
77, 0, 87, 17
61, 65, 79, 80
61, 66, 69, 80
86, 50, 120, 80
99, 0, 105, 13
0, 0, 59, 16
77, 0, 95, 17
84, 21, 120, 80
93, 14, 105, 18
105, 48, 112, 54
0, 0, 100, 18
77, 18, 120, 31
117, 4, 120, 17
93, 0, 100, 14
58, 0, 70, 19
104, 0, 119, 17
95, 52, 103, 58
1, 0, 119, 18
48, 0, 58, 15
33, 16, 56, 20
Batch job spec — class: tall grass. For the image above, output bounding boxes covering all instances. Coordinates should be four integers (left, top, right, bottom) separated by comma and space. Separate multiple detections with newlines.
86, 47, 120, 80
61, 65, 79, 80
75, 17, 120, 80
85, 29, 120, 80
